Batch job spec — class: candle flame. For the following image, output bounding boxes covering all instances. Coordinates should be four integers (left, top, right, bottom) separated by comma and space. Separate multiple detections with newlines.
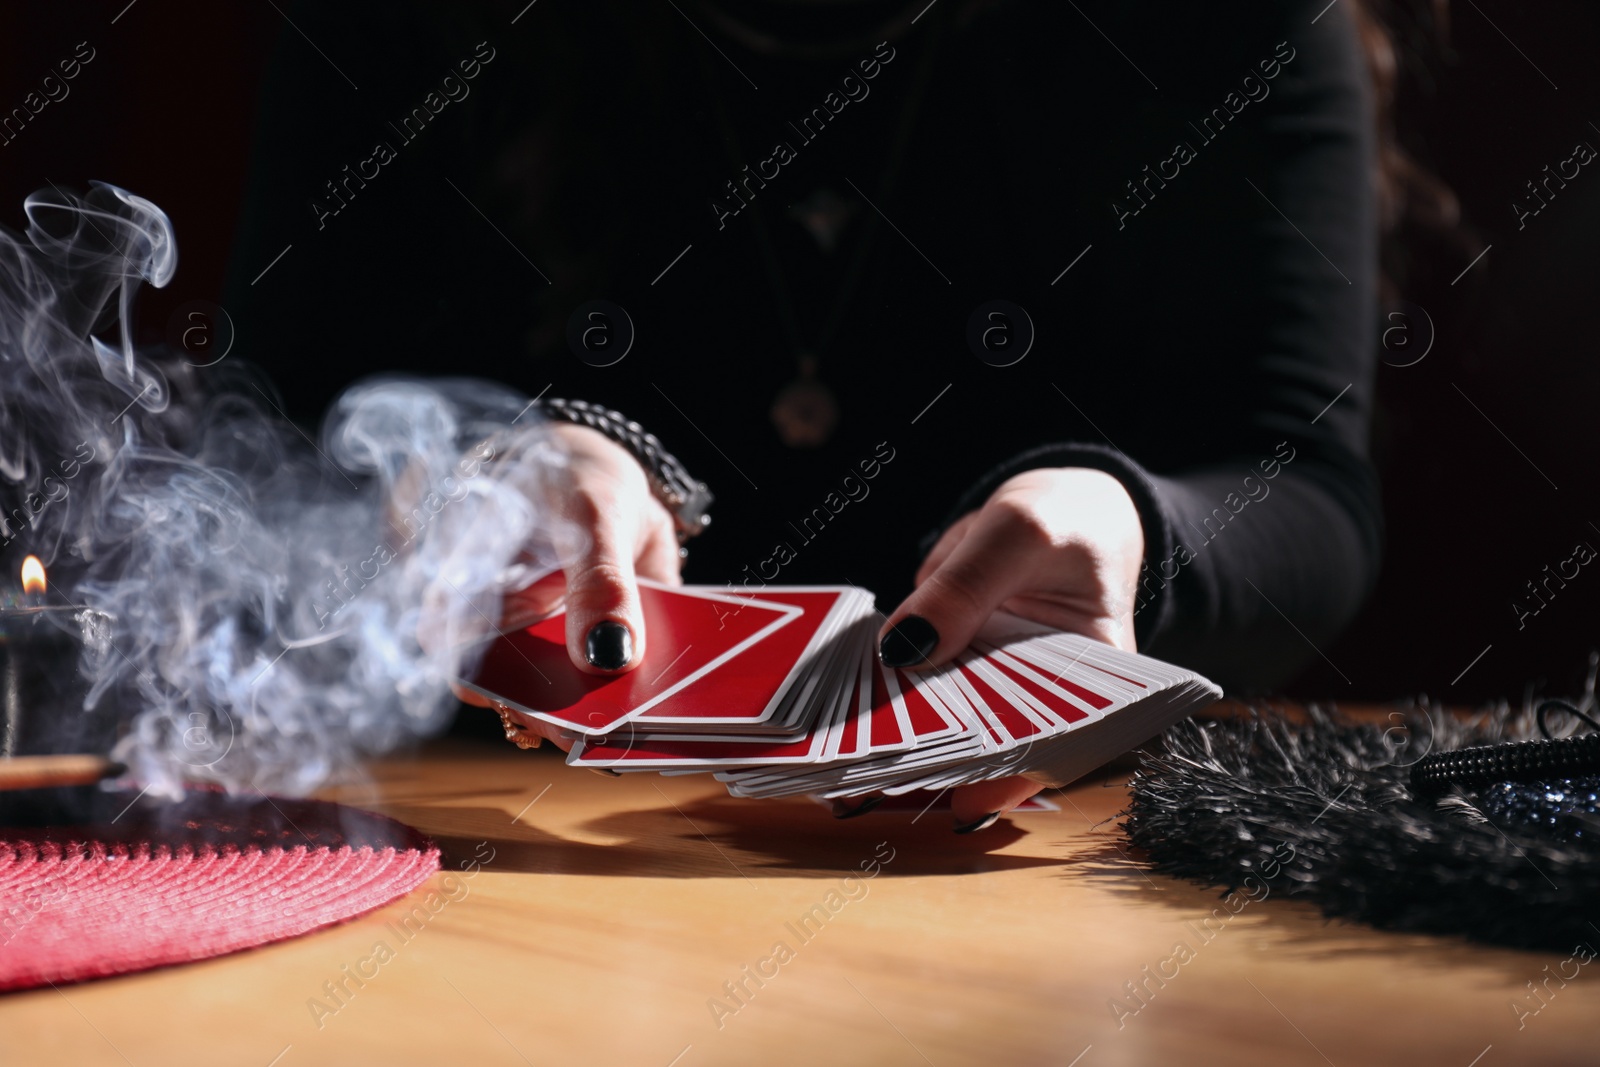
21, 555, 45, 596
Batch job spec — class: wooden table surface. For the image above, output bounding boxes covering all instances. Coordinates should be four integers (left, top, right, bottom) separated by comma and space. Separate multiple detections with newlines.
2, 726, 1595, 1067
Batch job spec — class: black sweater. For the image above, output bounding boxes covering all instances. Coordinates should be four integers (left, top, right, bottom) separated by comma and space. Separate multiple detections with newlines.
225, 0, 1381, 690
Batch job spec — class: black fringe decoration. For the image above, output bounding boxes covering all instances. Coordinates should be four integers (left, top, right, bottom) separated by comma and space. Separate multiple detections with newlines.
1122, 693, 1600, 953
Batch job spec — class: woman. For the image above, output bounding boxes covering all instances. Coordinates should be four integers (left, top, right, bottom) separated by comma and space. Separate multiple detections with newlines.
228, 0, 1383, 826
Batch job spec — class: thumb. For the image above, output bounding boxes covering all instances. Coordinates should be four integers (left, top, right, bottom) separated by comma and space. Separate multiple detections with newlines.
563, 511, 646, 675
879, 506, 1036, 670
914, 511, 979, 587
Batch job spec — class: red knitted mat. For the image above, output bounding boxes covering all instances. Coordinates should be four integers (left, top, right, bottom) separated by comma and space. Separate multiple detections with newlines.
0, 789, 439, 991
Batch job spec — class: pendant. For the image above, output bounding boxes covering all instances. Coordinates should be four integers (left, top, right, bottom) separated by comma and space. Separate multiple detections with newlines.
770, 354, 840, 448
787, 188, 858, 254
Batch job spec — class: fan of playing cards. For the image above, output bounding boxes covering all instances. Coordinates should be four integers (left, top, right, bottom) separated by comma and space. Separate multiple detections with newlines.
457, 581, 1223, 798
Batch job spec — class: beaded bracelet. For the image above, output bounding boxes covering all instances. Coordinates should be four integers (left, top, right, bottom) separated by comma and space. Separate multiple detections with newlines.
1409, 701, 1600, 794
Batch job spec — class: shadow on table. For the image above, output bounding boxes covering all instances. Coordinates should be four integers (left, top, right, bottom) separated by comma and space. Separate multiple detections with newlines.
383, 794, 1066, 880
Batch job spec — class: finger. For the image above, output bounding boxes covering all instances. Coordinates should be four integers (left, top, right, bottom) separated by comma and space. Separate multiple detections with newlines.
483, 703, 577, 753
417, 577, 503, 656
878, 505, 1042, 670
446, 678, 575, 752
635, 507, 683, 586
416, 580, 461, 656
915, 512, 979, 586
830, 794, 885, 819
450, 680, 492, 708
419, 566, 565, 659
508, 714, 575, 753
950, 776, 1043, 831
562, 494, 646, 675
500, 569, 568, 625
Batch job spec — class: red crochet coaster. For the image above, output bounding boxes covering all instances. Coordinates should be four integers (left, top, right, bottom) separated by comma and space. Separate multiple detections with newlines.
0, 790, 440, 991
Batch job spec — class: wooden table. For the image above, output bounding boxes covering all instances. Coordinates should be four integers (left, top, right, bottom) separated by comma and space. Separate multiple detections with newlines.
2, 731, 1595, 1066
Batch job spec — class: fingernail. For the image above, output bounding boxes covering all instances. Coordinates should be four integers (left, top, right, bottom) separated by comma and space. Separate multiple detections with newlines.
880, 615, 939, 668
953, 812, 1001, 835
832, 795, 884, 820
585, 620, 632, 671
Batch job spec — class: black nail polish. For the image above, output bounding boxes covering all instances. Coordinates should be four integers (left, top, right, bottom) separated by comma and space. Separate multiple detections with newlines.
879, 615, 939, 668
833, 795, 884, 820
953, 812, 1001, 835
585, 620, 632, 671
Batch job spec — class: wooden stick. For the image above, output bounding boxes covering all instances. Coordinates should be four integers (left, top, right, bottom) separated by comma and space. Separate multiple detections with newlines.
0, 754, 124, 791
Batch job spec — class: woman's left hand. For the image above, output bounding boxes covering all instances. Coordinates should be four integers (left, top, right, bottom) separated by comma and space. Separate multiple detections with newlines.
874, 466, 1146, 830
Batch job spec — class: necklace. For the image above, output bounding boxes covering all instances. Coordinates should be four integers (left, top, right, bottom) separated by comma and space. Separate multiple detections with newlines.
701, 13, 943, 448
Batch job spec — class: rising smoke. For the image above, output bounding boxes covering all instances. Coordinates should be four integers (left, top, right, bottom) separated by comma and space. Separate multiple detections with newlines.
0, 182, 572, 798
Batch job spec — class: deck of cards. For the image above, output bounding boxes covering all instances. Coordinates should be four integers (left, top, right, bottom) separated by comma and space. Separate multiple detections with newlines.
457, 582, 1222, 799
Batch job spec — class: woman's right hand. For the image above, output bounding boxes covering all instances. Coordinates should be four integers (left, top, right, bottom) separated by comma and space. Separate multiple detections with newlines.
443, 423, 683, 742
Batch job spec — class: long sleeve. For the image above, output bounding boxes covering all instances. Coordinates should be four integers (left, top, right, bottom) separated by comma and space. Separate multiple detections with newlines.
931, 2, 1382, 691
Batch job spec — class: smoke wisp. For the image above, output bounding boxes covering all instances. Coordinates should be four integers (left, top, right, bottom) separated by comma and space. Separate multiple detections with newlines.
0, 183, 572, 798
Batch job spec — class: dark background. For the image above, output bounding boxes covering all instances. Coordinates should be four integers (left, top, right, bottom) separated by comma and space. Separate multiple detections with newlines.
1, 1, 1595, 707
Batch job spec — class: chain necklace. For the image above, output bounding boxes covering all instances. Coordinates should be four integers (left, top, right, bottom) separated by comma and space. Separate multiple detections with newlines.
701, 10, 944, 447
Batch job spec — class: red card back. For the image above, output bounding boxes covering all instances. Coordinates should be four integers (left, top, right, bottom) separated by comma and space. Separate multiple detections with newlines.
466, 585, 794, 733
